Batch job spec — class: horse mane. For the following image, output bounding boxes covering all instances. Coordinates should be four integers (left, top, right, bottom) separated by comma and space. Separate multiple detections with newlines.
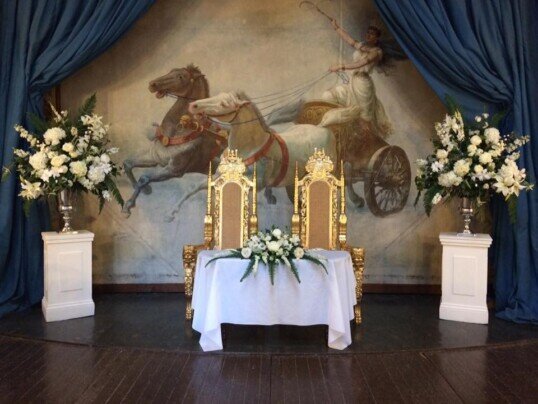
236, 91, 271, 132
186, 64, 209, 97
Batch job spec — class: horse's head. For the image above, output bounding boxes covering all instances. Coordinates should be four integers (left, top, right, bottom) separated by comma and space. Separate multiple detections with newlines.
148, 65, 206, 99
188, 92, 250, 122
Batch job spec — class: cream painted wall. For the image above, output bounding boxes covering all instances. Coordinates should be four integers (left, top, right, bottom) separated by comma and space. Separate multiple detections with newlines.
61, 0, 467, 285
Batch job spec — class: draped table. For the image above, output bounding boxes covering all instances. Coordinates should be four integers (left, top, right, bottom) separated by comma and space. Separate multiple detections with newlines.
192, 250, 356, 351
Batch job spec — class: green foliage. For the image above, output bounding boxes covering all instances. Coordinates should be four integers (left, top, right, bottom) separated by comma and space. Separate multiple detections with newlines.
289, 259, 301, 283
204, 250, 242, 267
1, 166, 12, 182
301, 254, 328, 274
445, 94, 462, 115
27, 112, 49, 135
23, 199, 32, 216
240, 258, 257, 282
507, 195, 518, 224
269, 261, 276, 285
104, 177, 124, 207
491, 110, 506, 128
77, 93, 97, 118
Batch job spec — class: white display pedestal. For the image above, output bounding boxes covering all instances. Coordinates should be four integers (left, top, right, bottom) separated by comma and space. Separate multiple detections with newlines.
439, 232, 492, 324
42, 231, 95, 322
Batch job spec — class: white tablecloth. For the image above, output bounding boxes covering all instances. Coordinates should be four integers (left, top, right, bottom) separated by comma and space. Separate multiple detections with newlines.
192, 250, 356, 351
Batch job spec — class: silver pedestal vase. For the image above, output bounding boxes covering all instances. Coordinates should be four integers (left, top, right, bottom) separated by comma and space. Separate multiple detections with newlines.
459, 197, 475, 236
57, 189, 75, 233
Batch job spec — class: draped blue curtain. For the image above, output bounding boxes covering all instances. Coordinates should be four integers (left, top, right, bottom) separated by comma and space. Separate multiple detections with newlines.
0, 0, 155, 317
374, 0, 538, 323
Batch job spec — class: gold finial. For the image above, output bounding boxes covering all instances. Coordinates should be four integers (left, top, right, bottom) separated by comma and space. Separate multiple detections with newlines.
206, 161, 212, 215
294, 162, 299, 215
340, 160, 346, 215
252, 163, 257, 215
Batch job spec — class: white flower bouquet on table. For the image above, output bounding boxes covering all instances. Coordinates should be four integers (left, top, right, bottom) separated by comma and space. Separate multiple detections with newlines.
205, 227, 328, 285
2, 94, 123, 213
414, 102, 533, 222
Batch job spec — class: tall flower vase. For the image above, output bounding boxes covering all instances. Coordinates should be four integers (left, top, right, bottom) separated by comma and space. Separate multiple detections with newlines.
459, 197, 475, 236
57, 189, 75, 233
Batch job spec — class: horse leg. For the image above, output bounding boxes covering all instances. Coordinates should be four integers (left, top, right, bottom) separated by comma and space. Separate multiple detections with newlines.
258, 159, 277, 205
164, 180, 207, 223
122, 165, 178, 217
344, 161, 364, 208
285, 185, 294, 204
123, 154, 159, 195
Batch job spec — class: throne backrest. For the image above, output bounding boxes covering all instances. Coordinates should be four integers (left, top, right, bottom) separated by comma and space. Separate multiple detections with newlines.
204, 150, 258, 250
292, 149, 347, 250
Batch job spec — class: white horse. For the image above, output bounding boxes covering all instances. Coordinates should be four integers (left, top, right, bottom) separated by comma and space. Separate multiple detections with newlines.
189, 91, 337, 201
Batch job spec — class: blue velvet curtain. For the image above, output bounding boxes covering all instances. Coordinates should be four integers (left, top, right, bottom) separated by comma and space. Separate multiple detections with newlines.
374, 0, 538, 323
0, 0, 155, 317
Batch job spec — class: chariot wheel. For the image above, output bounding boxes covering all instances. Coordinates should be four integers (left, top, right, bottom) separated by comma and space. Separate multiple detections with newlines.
364, 145, 411, 217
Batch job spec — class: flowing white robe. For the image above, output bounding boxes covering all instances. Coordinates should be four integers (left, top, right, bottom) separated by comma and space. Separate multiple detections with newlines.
320, 42, 391, 138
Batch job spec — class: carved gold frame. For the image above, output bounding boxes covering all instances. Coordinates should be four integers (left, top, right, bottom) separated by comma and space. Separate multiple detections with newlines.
292, 149, 364, 324
184, 150, 258, 320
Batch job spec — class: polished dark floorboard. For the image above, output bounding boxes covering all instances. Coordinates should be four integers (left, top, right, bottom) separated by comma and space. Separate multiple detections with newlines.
1, 335, 538, 403
0, 294, 537, 354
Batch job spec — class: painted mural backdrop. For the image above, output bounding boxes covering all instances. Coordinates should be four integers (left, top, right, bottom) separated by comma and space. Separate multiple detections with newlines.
61, 0, 464, 285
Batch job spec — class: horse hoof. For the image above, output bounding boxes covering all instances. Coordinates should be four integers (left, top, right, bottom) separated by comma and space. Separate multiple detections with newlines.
164, 213, 176, 223
121, 209, 132, 218
142, 185, 152, 195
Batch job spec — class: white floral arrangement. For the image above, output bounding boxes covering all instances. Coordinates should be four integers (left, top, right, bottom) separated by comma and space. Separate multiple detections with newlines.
205, 228, 328, 285
415, 103, 532, 221
2, 95, 123, 213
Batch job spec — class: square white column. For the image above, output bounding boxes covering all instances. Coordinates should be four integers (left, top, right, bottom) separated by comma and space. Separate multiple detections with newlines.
439, 232, 492, 324
42, 231, 95, 322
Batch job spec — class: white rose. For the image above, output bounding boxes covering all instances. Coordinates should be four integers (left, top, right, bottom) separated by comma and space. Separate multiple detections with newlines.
432, 193, 442, 205
62, 143, 75, 153
50, 154, 68, 168
29, 152, 48, 171
70, 127, 78, 136
479, 152, 492, 164
436, 149, 448, 160
470, 135, 482, 146
100, 154, 110, 163
484, 127, 500, 144
69, 161, 88, 177
453, 159, 470, 177
431, 161, 444, 173
87, 165, 106, 184
267, 241, 280, 252
475, 116, 482, 122
474, 165, 484, 174
294, 247, 305, 259
467, 144, 477, 156
241, 247, 252, 259
43, 127, 66, 146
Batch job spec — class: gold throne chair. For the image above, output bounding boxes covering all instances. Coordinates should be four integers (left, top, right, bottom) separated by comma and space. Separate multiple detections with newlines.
183, 150, 258, 320
292, 149, 365, 324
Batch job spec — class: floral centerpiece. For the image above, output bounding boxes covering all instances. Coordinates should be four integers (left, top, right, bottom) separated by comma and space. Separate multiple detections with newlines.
415, 102, 532, 231
206, 228, 328, 285
2, 94, 123, 231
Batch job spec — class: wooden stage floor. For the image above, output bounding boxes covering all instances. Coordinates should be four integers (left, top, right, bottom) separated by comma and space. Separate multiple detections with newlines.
1, 294, 537, 402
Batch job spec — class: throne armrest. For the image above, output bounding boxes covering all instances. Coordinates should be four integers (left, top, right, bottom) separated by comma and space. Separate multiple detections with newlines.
183, 243, 208, 320
344, 246, 365, 325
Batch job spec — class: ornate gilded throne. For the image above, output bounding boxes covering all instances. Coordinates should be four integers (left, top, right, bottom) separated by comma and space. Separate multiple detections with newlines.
183, 150, 258, 320
292, 149, 365, 324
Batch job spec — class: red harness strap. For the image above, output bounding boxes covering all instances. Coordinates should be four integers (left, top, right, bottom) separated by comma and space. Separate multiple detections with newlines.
242, 132, 289, 187
272, 133, 289, 187
155, 125, 203, 146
